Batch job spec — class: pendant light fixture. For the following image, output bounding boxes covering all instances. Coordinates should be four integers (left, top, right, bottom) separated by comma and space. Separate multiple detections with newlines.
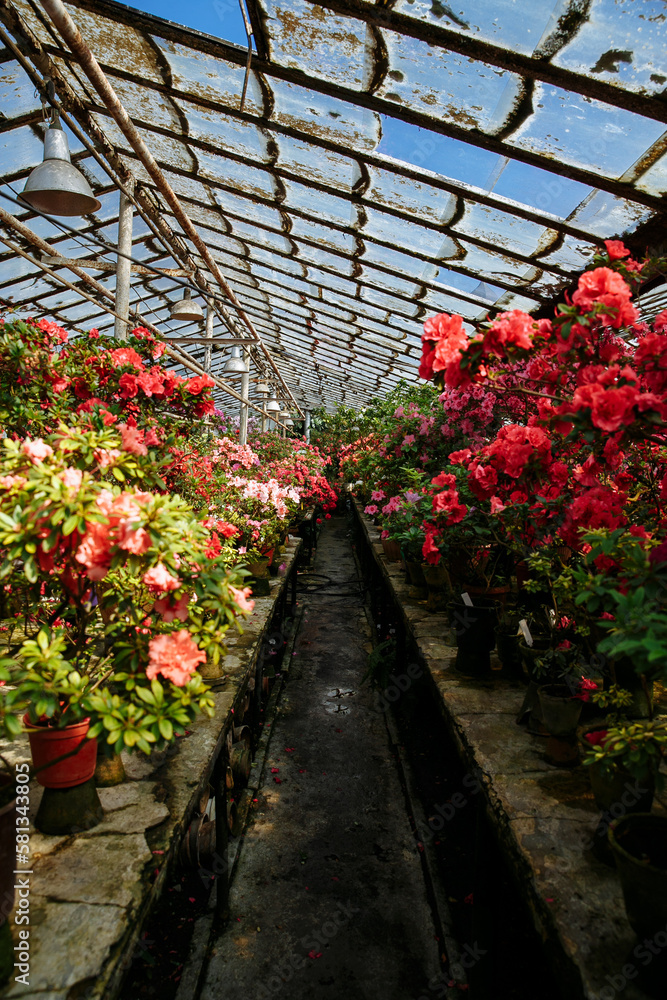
256, 380, 270, 396
222, 346, 248, 374
170, 288, 203, 323
266, 393, 281, 413
278, 408, 291, 421
20, 111, 101, 217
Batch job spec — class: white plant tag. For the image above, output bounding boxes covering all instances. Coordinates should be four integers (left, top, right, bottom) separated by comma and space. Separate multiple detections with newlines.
519, 619, 533, 646
461, 592, 473, 607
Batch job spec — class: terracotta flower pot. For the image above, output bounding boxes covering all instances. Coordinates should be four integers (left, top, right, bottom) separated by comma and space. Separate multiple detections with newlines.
382, 538, 401, 562
24, 715, 98, 789
247, 557, 270, 579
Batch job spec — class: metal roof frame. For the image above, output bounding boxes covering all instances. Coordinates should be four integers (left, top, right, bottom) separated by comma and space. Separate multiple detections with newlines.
0, 0, 666, 412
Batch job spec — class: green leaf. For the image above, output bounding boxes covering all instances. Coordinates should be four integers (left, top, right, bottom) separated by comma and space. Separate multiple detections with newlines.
158, 718, 173, 741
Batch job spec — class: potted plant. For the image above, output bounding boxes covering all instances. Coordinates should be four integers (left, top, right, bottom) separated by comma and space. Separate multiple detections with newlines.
0, 426, 254, 833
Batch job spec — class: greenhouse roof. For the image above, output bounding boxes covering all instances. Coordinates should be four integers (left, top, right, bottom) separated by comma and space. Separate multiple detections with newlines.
0, 0, 666, 413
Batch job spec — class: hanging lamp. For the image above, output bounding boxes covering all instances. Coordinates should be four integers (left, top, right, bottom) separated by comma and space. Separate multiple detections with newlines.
278, 408, 291, 421
222, 345, 247, 374
20, 112, 101, 217
170, 288, 203, 322
266, 393, 281, 413
256, 380, 270, 395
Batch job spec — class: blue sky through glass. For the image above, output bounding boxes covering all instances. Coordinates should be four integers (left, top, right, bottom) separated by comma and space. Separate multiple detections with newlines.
122, 0, 249, 47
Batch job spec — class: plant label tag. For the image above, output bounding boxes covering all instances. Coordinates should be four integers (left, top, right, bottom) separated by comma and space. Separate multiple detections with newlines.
461, 592, 473, 607
519, 619, 533, 646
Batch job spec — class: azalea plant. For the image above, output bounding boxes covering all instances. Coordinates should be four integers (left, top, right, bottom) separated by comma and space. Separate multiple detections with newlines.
0, 425, 253, 752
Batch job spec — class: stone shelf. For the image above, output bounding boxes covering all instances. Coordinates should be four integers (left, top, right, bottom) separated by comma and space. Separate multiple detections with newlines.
353, 500, 662, 1000
0, 538, 301, 1000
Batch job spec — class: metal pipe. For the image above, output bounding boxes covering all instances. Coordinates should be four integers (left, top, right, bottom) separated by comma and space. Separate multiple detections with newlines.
204, 298, 214, 375
37, 0, 302, 416
113, 176, 133, 340
239, 348, 250, 446
304, 410, 311, 444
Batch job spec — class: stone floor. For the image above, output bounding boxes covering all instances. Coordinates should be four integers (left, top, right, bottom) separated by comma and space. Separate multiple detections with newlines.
198, 516, 443, 1000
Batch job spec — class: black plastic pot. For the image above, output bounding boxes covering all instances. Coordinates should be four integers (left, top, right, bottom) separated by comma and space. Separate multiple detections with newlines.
451, 599, 497, 676
609, 814, 667, 939
495, 629, 525, 680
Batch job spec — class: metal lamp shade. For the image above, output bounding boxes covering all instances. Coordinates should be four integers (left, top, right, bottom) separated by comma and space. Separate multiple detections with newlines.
278, 409, 291, 421
21, 123, 101, 217
266, 394, 281, 413
223, 346, 247, 374
285, 417, 294, 427
256, 380, 270, 395
170, 288, 203, 322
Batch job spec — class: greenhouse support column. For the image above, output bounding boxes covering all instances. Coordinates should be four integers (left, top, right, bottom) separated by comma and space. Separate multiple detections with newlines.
304, 410, 311, 443
239, 349, 250, 445
261, 408, 268, 434
114, 177, 134, 340
204, 298, 214, 375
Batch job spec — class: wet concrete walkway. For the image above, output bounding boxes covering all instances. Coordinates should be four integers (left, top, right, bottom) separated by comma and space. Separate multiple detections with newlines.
199, 516, 442, 1000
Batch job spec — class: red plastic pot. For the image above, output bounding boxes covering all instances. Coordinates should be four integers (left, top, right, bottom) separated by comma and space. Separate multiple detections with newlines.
24, 716, 97, 789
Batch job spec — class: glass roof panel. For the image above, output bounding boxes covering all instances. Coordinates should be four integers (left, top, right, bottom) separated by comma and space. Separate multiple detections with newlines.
377, 30, 524, 134
390, 0, 565, 57
153, 38, 264, 116
269, 78, 382, 152
554, 0, 667, 96
260, 0, 372, 90
214, 189, 283, 230
275, 134, 359, 191
180, 103, 270, 162
366, 165, 458, 227
509, 83, 665, 177
0, 60, 41, 119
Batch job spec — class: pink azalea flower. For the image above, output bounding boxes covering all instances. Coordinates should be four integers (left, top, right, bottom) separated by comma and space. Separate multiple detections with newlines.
143, 563, 181, 592
118, 524, 151, 555
22, 438, 53, 463
60, 467, 83, 492
0, 475, 26, 490
229, 585, 255, 614
364, 504, 379, 515
119, 424, 147, 456
146, 630, 205, 686
76, 522, 112, 580
154, 593, 191, 622
371, 490, 386, 501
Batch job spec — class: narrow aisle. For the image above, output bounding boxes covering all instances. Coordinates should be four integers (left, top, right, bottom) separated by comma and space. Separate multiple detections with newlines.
200, 516, 442, 1000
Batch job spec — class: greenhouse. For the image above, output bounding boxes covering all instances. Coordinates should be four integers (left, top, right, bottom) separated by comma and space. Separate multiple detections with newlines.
1, 0, 667, 998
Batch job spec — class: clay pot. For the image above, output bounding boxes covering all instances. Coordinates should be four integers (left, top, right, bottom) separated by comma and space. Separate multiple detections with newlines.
382, 538, 402, 562
24, 716, 97, 789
